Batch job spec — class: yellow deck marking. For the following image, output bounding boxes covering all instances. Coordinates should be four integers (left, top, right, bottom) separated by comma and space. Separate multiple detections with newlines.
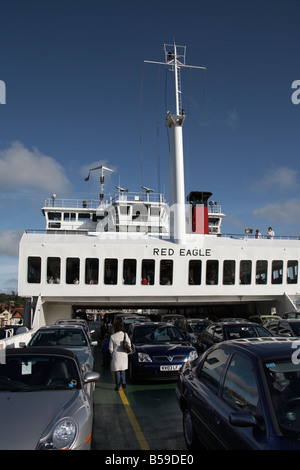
118, 388, 150, 450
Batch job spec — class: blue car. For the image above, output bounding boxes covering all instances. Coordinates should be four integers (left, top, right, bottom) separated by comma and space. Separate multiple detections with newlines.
176, 337, 300, 450
127, 322, 198, 383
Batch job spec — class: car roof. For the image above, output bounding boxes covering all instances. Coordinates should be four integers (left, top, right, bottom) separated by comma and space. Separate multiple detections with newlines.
265, 318, 300, 324
35, 324, 85, 330
220, 337, 297, 361
4, 346, 77, 359
132, 321, 172, 328
219, 321, 264, 325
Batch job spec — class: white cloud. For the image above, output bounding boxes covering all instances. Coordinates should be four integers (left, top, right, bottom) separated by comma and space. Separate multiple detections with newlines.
253, 198, 300, 223
0, 141, 72, 194
226, 108, 239, 129
253, 167, 298, 192
0, 231, 22, 257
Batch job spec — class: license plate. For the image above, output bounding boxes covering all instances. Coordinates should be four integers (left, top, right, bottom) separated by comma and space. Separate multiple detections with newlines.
160, 365, 182, 371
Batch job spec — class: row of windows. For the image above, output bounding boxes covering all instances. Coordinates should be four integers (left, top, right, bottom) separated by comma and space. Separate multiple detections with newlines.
27, 256, 299, 286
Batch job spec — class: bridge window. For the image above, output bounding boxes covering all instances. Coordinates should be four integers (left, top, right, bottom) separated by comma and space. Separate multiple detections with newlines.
206, 260, 219, 285
189, 260, 201, 285
256, 260, 267, 284
48, 212, 61, 221
287, 260, 298, 284
223, 260, 235, 285
47, 257, 60, 283
160, 260, 173, 285
27, 256, 41, 283
104, 258, 118, 285
240, 260, 252, 284
66, 257, 80, 284
63, 212, 76, 221
272, 260, 283, 284
141, 259, 155, 285
78, 213, 91, 221
123, 259, 136, 285
85, 258, 99, 284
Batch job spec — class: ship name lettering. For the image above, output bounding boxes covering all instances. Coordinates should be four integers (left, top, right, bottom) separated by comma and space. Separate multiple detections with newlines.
153, 248, 175, 256
153, 248, 211, 257
180, 248, 211, 257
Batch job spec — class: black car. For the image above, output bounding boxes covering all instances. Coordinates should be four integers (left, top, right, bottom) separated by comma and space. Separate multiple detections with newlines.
265, 318, 300, 338
176, 338, 300, 450
174, 317, 212, 347
127, 322, 198, 383
197, 321, 273, 351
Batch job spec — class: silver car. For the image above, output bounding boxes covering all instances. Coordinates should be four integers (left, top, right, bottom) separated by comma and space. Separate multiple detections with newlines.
0, 347, 99, 449
27, 325, 97, 369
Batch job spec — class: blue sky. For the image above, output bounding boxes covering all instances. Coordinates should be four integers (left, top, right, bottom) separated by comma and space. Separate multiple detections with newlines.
0, 0, 300, 293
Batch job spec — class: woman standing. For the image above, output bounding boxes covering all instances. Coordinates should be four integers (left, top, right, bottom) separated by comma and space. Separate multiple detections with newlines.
109, 319, 130, 390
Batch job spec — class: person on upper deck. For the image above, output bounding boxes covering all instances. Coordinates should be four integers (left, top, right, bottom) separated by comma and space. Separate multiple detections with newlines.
255, 229, 261, 239
267, 227, 275, 239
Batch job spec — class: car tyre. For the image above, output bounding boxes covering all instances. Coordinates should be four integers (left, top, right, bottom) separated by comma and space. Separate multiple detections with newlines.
183, 408, 197, 450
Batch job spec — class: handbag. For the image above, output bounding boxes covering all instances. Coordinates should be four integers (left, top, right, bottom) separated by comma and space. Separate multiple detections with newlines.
123, 333, 131, 353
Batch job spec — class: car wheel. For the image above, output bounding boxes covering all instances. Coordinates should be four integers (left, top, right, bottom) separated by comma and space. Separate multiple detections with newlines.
183, 408, 197, 450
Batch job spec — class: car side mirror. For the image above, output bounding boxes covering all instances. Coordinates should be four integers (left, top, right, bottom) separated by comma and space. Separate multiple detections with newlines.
229, 410, 258, 427
84, 371, 100, 383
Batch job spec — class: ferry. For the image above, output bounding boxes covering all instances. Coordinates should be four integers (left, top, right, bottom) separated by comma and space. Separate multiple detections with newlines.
1, 43, 300, 349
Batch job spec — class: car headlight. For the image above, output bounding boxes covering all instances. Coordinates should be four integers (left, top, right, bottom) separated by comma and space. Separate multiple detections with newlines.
37, 419, 78, 450
53, 419, 77, 449
187, 350, 198, 362
138, 352, 152, 363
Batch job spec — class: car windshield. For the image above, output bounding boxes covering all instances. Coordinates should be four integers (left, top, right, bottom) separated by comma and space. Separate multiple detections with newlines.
133, 325, 185, 344
187, 320, 211, 334
30, 328, 87, 347
264, 358, 300, 436
225, 324, 272, 340
0, 355, 80, 391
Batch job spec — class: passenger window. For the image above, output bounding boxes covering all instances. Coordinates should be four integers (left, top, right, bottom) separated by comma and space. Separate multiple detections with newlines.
213, 325, 223, 343
240, 260, 252, 284
160, 260, 173, 285
272, 260, 283, 284
223, 260, 235, 285
123, 259, 136, 285
189, 260, 201, 285
287, 260, 298, 284
141, 259, 155, 285
47, 257, 60, 284
27, 256, 41, 283
256, 260, 267, 284
85, 258, 99, 284
104, 258, 118, 285
198, 348, 230, 394
206, 260, 219, 285
222, 354, 259, 413
66, 257, 80, 284
203, 325, 215, 342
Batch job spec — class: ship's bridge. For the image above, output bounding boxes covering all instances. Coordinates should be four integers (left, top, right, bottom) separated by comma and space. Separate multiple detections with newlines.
42, 191, 225, 235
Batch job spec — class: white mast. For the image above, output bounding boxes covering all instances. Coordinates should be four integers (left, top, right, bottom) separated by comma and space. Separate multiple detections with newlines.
145, 43, 206, 244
